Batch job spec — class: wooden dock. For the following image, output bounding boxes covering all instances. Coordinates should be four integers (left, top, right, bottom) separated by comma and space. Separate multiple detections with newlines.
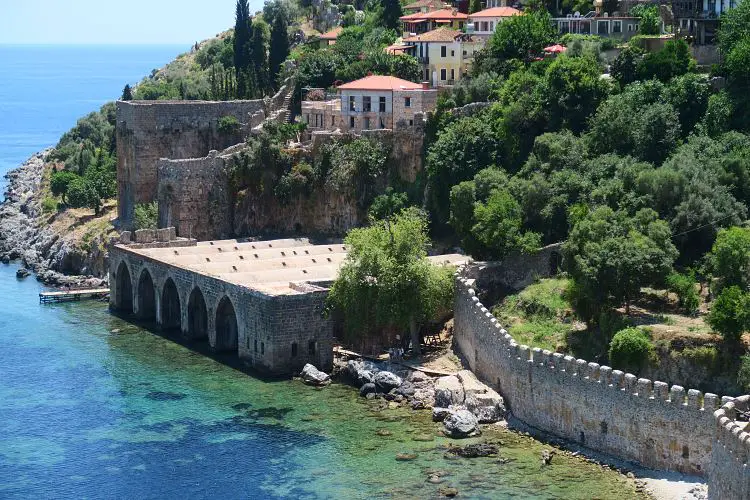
39, 288, 110, 304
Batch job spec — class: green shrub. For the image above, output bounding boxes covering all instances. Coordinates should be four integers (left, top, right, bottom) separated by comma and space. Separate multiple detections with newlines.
42, 197, 58, 214
134, 202, 158, 230
666, 272, 699, 315
737, 355, 750, 391
218, 115, 241, 135
707, 285, 750, 343
609, 327, 654, 373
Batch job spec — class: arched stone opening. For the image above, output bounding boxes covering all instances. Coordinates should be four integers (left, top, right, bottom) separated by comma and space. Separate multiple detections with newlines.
137, 269, 156, 321
160, 278, 181, 331
115, 261, 133, 313
187, 287, 208, 340
215, 296, 238, 352
549, 251, 563, 275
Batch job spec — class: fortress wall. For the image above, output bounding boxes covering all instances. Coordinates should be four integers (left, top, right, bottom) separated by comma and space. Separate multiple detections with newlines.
116, 99, 264, 226
709, 396, 750, 499
453, 274, 720, 476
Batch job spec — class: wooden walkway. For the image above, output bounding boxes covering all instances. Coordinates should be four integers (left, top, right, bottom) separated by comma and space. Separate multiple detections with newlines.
39, 288, 110, 304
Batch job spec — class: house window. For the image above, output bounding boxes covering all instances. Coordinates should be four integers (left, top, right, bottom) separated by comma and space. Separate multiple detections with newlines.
463, 50, 467, 56
349, 95, 356, 111
379, 96, 386, 112
349, 116, 355, 128
451, 50, 455, 56
404, 97, 411, 107
482, 21, 488, 32
409, 119, 414, 126
304, 114, 309, 124
364, 117, 371, 129
308, 340, 316, 355
440, 68, 447, 81
489, 21, 494, 31
613, 20, 622, 33
291, 342, 298, 357
450, 68, 455, 80
597, 20, 609, 35
441, 46, 447, 57
363, 96, 371, 112
458, 22, 464, 29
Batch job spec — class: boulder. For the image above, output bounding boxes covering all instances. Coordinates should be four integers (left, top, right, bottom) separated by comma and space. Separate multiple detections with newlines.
359, 383, 377, 397
435, 375, 465, 407
465, 388, 506, 423
443, 409, 479, 438
413, 387, 436, 408
300, 364, 330, 386
15, 268, 30, 279
374, 371, 402, 393
456, 370, 487, 398
395, 381, 416, 397
0, 254, 10, 264
432, 407, 451, 422
357, 370, 375, 386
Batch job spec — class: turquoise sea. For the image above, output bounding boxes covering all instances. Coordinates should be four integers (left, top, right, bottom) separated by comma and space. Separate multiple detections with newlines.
0, 46, 644, 498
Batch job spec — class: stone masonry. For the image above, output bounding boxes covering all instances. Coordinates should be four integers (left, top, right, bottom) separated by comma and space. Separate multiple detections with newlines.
109, 234, 465, 376
453, 268, 750, 498
116, 99, 265, 227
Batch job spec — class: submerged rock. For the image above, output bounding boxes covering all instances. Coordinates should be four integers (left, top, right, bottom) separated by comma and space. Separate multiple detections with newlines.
439, 486, 459, 497
443, 409, 479, 438
15, 268, 30, 279
447, 443, 499, 458
300, 364, 331, 386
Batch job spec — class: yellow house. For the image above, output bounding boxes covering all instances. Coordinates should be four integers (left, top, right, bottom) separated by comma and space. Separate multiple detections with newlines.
403, 27, 483, 86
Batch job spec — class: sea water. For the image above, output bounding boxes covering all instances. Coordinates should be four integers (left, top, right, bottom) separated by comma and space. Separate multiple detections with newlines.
0, 46, 644, 499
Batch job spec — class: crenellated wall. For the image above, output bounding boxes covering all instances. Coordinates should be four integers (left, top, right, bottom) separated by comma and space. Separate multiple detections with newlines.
116, 99, 265, 227
709, 396, 750, 499
453, 273, 723, 476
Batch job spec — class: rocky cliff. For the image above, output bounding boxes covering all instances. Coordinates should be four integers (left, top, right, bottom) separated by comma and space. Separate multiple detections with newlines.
0, 151, 111, 286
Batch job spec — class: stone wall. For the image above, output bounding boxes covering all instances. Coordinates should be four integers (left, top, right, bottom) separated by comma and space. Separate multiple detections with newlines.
453, 273, 722, 476
709, 396, 750, 499
116, 99, 265, 227
157, 126, 426, 240
109, 244, 334, 375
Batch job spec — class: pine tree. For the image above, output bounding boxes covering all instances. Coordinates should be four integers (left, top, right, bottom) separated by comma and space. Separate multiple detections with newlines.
469, 0, 483, 14
268, 11, 290, 89
234, 0, 253, 98
122, 84, 133, 101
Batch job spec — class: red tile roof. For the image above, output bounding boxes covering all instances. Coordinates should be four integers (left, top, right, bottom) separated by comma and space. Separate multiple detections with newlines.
403, 27, 462, 42
320, 26, 343, 40
469, 6, 522, 17
400, 8, 468, 21
337, 75, 424, 91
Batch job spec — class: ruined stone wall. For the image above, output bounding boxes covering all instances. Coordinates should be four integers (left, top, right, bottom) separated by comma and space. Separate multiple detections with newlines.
116, 99, 264, 227
453, 274, 723, 476
109, 244, 334, 375
157, 126, 426, 240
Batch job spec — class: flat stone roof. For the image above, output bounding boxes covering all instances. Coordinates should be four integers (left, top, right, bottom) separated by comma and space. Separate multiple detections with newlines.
122, 238, 468, 296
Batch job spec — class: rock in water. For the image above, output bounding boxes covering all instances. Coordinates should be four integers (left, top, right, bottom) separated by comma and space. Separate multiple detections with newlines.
359, 383, 377, 397
300, 364, 330, 386
374, 371, 402, 393
443, 409, 479, 438
439, 486, 459, 497
15, 268, 30, 279
432, 407, 451, 422
435, 375, 465, 407
447, 443, 499, 458
464, 389, 506, 424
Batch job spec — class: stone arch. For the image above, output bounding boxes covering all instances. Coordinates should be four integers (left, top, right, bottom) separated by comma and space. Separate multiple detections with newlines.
160, 278, 181, 331
137, 269, 156, 321
187, 287, 208, 340
114, 261, 133, 313
214, 296, 238, 352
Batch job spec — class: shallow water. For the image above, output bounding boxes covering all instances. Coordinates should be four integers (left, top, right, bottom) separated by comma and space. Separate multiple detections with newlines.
0, 264, 645, 499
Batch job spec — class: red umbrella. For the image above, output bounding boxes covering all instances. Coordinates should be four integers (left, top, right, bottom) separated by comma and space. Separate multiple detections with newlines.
543, 44, 567, 53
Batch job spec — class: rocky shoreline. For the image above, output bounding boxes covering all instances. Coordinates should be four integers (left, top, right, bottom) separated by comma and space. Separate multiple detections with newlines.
0, 151, 108, 287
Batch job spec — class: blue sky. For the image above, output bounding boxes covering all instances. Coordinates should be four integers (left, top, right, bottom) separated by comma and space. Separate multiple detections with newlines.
0, 0, 265, 44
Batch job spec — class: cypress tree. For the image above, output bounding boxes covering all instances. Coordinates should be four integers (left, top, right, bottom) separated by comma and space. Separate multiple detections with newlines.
122, 84, 133, 101
379, 0, 403, 30
251, 19, 270, 95
234, 0, 253, 98
469, 0, 483, 15
268, 12, 290, 89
